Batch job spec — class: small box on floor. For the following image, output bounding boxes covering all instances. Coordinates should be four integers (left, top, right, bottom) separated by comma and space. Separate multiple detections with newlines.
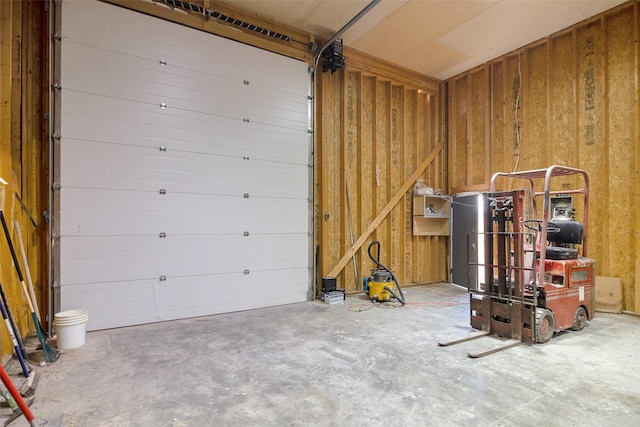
324, 290, 345, 305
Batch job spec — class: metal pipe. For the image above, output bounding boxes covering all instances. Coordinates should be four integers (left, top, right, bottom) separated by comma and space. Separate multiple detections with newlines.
313, 0, 382, 72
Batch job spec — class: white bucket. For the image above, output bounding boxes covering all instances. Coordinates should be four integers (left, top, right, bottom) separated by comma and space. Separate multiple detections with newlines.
54, 309, 89, 349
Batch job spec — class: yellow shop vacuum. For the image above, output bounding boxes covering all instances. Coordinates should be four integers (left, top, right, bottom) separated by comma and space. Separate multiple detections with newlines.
365, 241, 405, 305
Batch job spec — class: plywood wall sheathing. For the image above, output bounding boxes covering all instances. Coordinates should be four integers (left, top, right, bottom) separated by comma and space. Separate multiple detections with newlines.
606, 10, 636, 311
634, 2, 640, 315
318, 50, 444, 292
445, 2, 640, 312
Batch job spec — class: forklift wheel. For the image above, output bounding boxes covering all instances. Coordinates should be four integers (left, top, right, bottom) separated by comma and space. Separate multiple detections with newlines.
572, 307, 587, 331
536, 308, 555, 343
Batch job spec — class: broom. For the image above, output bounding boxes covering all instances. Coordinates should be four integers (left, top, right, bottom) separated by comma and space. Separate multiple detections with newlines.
0, 211, 59, 363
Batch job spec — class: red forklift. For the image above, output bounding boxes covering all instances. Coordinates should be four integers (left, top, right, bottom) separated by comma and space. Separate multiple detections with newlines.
440, 165, 595, 357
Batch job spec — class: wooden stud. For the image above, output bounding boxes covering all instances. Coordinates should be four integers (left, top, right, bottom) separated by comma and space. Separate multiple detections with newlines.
466, 75, 472, 186
408, 89, 419, 281
0, 0, 13, 356
415, 90, 426, 279
496, 59, 506, 174
355, 72, 364, 290
340, 68, 349, 289
386, 83, 395, 282
605, 10, 636, 309
635, 1, 640, 313
573, 28, 580, 168
375, 79, 388, 271
601, 16, 610, 277
484, 64, 491, 181
359, 76, 374, 283
397, 85, 407, 285
546, 40, 552, 167
371, 77, 379, 248
520, 50, 528, 172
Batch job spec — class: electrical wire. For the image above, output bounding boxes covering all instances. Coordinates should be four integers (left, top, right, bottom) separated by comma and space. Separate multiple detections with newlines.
348, 298, 462, 312
403, 300, 461, 308
451, 200, 482, 209
347, 290, 467, 312
348, 302, 375, 312
512, 53, 522, 176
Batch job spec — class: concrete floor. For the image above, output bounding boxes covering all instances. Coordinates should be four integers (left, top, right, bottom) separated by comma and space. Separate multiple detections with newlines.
4, 282, 640, 426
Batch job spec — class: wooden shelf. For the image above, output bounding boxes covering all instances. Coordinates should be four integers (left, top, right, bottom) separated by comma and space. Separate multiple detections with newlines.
413, 195, 450, 236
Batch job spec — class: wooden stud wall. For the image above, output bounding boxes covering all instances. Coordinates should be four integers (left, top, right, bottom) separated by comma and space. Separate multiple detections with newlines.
0, 1, 48, 359
446, 2, 640, 312
316, 54, 445, 293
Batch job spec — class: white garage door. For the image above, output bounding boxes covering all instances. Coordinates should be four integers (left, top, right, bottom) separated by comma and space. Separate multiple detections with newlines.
59, 1, 311, 330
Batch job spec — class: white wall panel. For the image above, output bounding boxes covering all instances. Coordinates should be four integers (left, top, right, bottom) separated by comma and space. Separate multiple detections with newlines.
59, 0, 311, 330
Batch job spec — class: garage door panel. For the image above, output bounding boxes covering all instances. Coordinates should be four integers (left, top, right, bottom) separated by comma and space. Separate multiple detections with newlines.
162, 234, 309, 277
60, 233, 308, 287
60, 235, 165, 261
60, 187, 308, 218
60, 0, 310, 331
61, 188, 308, 236
61, 278, 160, 331
62, 271, 308, 330
61, 91, 309, 164
61, 90, 308, 140
60, 235, 164, 285
61, 138, 308, 197
60, 213, 309, 237
154, 269, 308, 320
62, 42, 308, 125
63, 2, 309, 98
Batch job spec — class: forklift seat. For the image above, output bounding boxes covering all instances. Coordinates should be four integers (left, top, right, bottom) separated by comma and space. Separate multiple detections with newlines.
545, 246, 578, 260
545, 220, 583, 260
547, 220, 583, 244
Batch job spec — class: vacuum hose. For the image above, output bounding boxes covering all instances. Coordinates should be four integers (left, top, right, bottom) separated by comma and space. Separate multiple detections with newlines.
367, 241, 405, 305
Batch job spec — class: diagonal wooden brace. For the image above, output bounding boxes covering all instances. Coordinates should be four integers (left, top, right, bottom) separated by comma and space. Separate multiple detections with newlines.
326, 142, 444, 278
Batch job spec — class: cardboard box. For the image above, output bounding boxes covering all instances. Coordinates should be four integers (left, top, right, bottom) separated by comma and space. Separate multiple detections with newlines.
595, 276, 623, 313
